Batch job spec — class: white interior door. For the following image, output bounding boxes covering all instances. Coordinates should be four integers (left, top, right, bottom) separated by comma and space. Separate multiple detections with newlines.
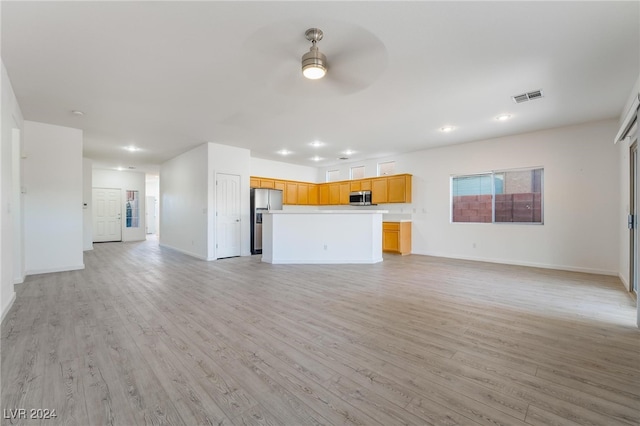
93, 188, 122, 242
216, 173, 241, 259
145, 196, 157, 234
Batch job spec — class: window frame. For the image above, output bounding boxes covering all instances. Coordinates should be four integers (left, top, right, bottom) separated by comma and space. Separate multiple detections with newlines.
350, 165, 365, 180
451, 167, 544, 225
326, 169, 340, 182
377, 161, 396, 176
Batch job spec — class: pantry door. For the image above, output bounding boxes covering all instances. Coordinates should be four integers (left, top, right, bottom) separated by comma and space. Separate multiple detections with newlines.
215, 173, 241, 258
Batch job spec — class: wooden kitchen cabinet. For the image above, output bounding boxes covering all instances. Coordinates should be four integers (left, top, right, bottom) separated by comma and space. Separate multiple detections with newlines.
371, 178, 388, 204
308, 184, 319, 205
285, 182, 298, 205
339, 182, 351, 205
383, 222, 411, 255
387, 174, 412, 203
360, 179, 372, 191
328, 183, 340, 205
319, 184, 329, 205
250, 177, 275, 189
349, 179, 372, 192
297, 183, 309, 205
250, 174, 411, 206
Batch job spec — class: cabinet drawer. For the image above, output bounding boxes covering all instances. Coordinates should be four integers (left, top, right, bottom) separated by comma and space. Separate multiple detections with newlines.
383, 222, 400, 231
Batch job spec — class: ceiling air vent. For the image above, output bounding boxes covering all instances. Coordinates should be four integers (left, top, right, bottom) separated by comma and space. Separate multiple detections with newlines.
512, 89, 544, 104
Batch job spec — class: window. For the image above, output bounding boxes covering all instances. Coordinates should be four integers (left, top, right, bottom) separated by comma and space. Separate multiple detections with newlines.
326, 169, 340, 182
378, 161, 395, 176
350, 165, 365, 180
451, 174, 493, 223
451, 167, 543, 224
126, 190, 140, 228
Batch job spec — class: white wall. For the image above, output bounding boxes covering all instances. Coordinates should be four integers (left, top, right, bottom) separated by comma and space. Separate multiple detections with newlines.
209, 142, 251, 258
319, 119, 620, 275
12, 128, 24, 283
250, 157, 318, 182
92, 168, 147, 242
160, 144, 209, 259
1, 61, 24, 321
83, 158, 93, 250
160, 143, 252, 260
23, 121, 84, 275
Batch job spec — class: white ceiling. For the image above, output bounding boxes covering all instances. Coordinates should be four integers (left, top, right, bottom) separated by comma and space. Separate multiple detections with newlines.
2, 1, 638, 173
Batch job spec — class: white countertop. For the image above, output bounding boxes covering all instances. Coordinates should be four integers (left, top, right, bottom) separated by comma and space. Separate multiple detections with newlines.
265, 210, 389, 214
383, 214, 413, 222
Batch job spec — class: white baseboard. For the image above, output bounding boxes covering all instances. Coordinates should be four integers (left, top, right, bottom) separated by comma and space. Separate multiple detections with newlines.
159, 243, 208, 261
618, 272, 630, 290
13, 273, 25, 285
412, 251, 617, 276
25, 263, 85, 276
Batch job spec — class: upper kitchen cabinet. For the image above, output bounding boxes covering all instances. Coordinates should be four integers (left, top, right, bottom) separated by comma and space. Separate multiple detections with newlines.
249, 174, 411, 205
308, 184, 319, 205
298, 183, 310, 205
285, 182, 298, 204
371, 178, 388, 205
350, 179, 372, 192
319, 184, 330, 205
370, 174, 412, 204
250, 177, 275, 189
387, 174, 412, 203
340, 182, 351, 205
328, 183, 341, 205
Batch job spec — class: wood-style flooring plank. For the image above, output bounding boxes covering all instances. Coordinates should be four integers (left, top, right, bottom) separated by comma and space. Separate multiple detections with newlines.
2, 238, 639, 426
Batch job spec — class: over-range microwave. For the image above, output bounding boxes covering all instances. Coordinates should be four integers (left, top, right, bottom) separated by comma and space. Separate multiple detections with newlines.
349, 190, 373, 206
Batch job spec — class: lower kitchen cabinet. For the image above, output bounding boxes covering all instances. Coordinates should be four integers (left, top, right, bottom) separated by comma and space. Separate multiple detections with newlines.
383, 222, 411, 255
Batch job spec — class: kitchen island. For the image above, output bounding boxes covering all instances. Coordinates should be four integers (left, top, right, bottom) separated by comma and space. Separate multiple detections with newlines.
261, 210, 387, 264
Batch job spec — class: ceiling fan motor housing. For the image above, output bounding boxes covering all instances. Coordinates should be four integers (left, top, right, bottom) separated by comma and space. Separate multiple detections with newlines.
302, 28, 327, 79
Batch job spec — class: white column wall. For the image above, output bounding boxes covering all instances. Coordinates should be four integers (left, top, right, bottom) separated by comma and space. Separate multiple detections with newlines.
159, 144, 209, 259
1, 61, 24, 321
23, 121, 84, 275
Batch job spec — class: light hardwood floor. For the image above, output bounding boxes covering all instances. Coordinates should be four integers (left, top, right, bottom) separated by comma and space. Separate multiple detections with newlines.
2, 239, 639, 425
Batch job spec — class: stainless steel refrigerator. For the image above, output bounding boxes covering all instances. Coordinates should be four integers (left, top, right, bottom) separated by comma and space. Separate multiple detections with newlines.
250, 188, 283, 254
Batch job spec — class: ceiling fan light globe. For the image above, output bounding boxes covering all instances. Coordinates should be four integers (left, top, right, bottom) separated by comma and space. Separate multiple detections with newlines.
302, 47, 327, 79
302, 65, 326, 79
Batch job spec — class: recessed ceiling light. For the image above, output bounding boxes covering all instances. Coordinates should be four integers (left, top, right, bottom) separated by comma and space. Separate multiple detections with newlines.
496, 114, 512, 121
71, 110, 84, 116
277, 149, 292, 156
311, 156, 323, 162
124, 145, 139, 152
440, 126, 455, 132
115, 166, 124, 171
343, 149, 355, 156
309, 141, 324, 148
